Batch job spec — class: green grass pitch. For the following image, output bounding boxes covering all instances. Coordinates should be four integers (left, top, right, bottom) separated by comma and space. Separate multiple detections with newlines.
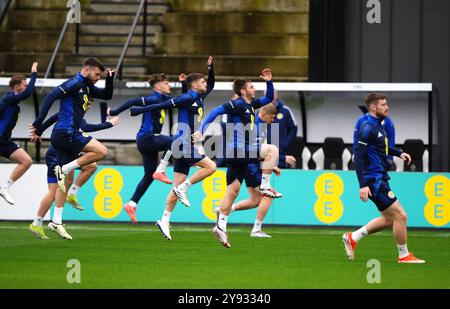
0, 221, 449, 289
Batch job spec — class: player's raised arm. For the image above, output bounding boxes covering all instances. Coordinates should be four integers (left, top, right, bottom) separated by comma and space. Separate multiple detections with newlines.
5, 62, 38, 105
202, 56, 215, 98
179, 73, 188, 94
253, 68, 274, 108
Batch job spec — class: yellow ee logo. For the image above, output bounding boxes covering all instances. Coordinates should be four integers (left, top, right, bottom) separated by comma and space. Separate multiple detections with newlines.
424, 175, 449, 227
93, 168, 124, 219
314, 173, 344, 224
201, 170, 226, 221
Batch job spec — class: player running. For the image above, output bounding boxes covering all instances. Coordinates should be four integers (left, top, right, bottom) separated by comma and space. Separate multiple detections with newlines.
28, 102, 120, 239
130, 56, 216, 240
193, 68, 281, 248
0, 62, 38, 205
32, 58, 114, 236
342, 93, 425, 263
107, 73, 175, 223
223, 104, 297, 238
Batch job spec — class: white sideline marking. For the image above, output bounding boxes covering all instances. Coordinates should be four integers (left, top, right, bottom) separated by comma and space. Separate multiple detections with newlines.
0, 225, 448, 237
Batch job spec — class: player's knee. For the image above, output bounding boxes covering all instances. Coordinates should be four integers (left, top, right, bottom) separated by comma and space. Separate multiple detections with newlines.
23, 156, 33, 169
399, 211, 407, 223
98, 146, 108, 159
206, 161, 216, 175
229, 186, 240, 198
270, 144, 279, 154
394, 208, 407, 223
385, 219, 393, 228
250, 194, 262, 205
89, 163, 98, 173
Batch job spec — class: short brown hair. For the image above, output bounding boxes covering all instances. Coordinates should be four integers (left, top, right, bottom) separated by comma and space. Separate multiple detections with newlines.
149, 73, 168, 88
233, 78, 251, 96
9, 75, 26, 89
261, 103, 277, 115
83, 57, 105, 72
186, 73, 205, 89
365, 92, 387, 107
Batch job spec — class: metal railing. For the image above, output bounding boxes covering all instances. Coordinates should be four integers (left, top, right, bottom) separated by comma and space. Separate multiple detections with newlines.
43, 0, 80, 80
0, 0, 12, 26
115, 0, 146, 81
71, 0, 153, 80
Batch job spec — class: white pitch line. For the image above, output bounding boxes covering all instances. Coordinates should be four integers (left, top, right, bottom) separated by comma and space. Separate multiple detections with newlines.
0, 225, 449, 237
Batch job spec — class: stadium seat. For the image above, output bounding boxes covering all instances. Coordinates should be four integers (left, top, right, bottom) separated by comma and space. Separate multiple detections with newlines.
393, 139, 429, 172
287, 137, 311, 170
312, 137, 351, 170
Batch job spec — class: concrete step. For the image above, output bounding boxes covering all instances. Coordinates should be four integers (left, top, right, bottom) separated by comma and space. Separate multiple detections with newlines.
83, 12, 162, 24
166, 0, 309, 13
15, 0, 83, 10
155, 33, 308, 56
80, 23, 162, 35
146, 55, 308, 78
90, 0, 165, 2
0, 52, 72, 74
162, 12, 309, 34
9, 10, 163, 31
0, 31, 75, 53
66, 63, 147, 76
88, 1, 168, 14
8, 10, 68, 31
70, 54, 149, 65
77, 43, 154, 56
79, 33, 156, 45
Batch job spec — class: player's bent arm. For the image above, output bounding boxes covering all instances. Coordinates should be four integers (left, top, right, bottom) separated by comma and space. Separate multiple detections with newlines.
80, 119, 113, 132
130, 93, 194, 116
35, 113, 59, 136
388, 146, 403, 157
91, 73, 114, 100
200, 105, 227, 134
109, 97, 145, 116
130, 99, 174, 116
32, 85, 69, 130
